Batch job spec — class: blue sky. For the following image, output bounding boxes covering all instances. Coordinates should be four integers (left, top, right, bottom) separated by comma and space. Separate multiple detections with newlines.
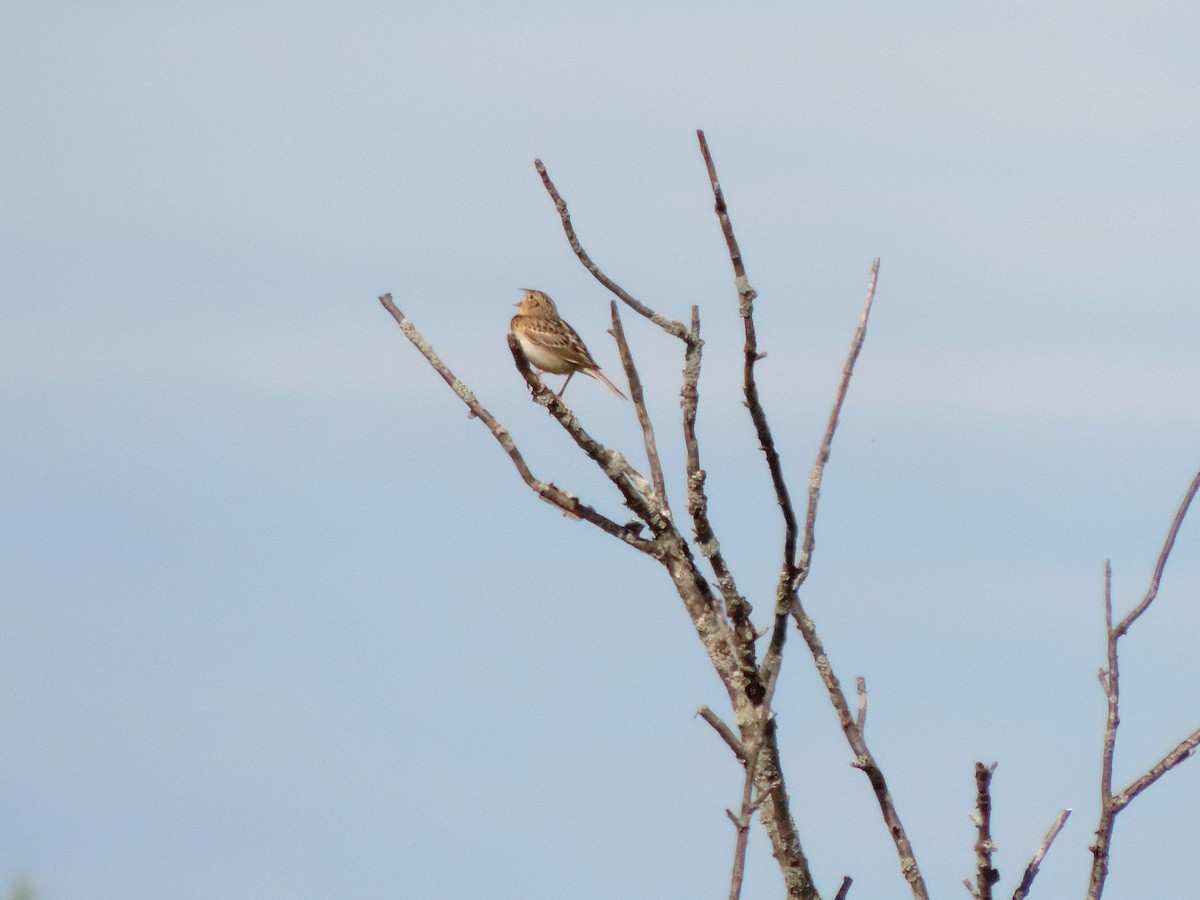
3, 3, 1199, 898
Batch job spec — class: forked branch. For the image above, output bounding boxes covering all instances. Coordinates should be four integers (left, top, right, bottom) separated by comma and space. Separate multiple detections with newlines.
1088, 468, 1200, 900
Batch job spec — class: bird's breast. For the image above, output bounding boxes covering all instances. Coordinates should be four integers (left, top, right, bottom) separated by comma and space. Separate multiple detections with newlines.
514, 328, 575, 374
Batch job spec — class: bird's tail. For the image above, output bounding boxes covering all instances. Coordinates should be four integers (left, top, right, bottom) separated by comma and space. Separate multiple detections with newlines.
588, 367, 628, 400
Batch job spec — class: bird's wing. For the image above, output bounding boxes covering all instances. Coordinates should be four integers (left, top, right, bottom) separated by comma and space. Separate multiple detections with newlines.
518, 317, 599, 369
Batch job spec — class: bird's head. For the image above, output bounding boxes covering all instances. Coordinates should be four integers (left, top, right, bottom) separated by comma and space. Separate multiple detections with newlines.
515, 289, 557, 315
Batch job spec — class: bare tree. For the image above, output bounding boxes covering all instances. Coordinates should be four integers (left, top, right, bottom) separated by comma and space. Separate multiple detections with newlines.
380, 132, 1199, 899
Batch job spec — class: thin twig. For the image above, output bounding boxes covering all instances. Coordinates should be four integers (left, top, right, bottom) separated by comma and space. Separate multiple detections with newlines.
726, 755, 766, 900
833, 877, 853, 900
1115, 725, 1200, 810
794, 258, 880, 589
1114, 469, 1200, 637
971, 762, 999, 900
791, 595, 928, 899
761, 258, 924, 898
535, 159, 692, 343
771, 260, 881, 793
379, 295, 653, 551
696, 129, 799, 598
698, 705, 747, 764
1011, 808, 1071, 900
610, 301, 669, 515
855, 676, 868, 735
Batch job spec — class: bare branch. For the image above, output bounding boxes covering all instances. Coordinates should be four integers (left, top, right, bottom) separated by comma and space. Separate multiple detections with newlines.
1115, 725, 1200, 811
697, 129, 795, 711
971, 762, 1000, 900
1114, 468, 1200, 637
1101, 559, 1117, 800
855, 676, 868, 735
795, 258, 881, 588
768, 258, 882, 792
1088, 468, 1200, 900
534, 159, 693, 342
696, 129, 800, 617
1011, 808, 1071, 900
507, 334, 667, 535
678, 304, 753, 665
610, 301, 669, 514
695, 135, 917, 896
676, 306, 738, 656
1089, 561, 1119, 900
726, 759, 764, 900
792, 596, 929, 899
681, 305, 703, 478
380, 295, 653, 551
743, 713, 820, 900
698, 705, 747, 764
731, 253, 920, 897
833, 877, 853, 900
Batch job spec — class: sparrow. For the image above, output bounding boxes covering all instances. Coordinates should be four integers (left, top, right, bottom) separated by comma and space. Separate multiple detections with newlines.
510, 289, 627, 399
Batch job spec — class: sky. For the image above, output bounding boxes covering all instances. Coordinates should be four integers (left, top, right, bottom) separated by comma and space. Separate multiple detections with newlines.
3, 2, 1200, 898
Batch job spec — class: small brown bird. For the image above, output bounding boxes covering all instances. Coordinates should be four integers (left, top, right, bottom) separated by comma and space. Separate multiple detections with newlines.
510, 289, 627, 399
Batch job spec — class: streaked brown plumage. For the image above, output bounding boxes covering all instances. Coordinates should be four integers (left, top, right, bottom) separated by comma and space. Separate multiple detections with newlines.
510, 289, 627, 400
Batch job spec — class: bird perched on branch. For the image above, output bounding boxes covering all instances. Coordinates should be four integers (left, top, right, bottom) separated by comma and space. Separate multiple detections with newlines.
510, 289, 627, 400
